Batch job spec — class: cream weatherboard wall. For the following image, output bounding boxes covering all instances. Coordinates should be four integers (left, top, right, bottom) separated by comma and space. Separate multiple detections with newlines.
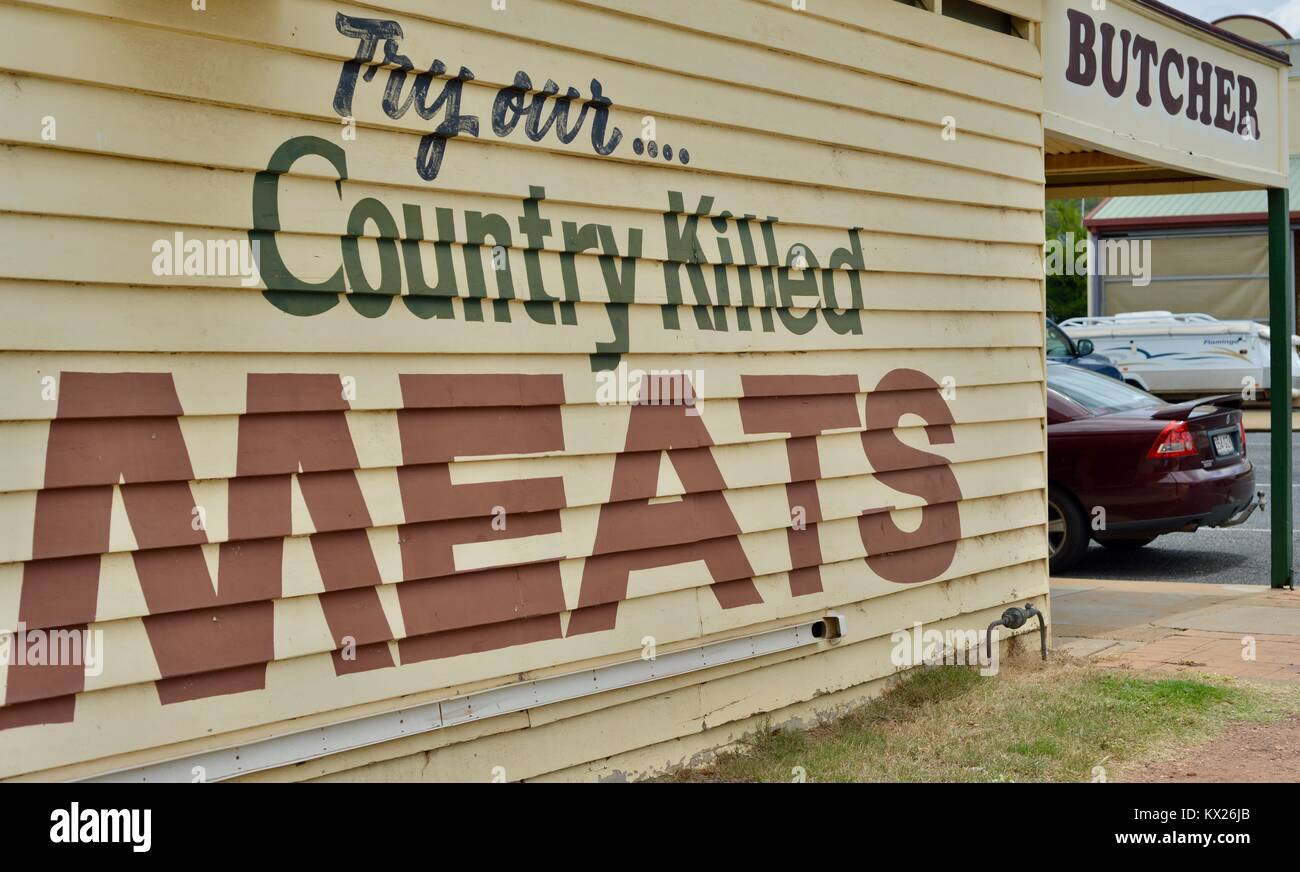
0, 0, 1049, 781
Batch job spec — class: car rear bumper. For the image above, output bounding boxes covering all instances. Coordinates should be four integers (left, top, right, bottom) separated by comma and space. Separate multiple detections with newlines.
1100, 462, 1258, 536
1106, 491, 1261, 535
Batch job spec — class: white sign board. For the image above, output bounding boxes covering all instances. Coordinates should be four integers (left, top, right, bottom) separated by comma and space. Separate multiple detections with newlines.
1044, 0, 1288, 189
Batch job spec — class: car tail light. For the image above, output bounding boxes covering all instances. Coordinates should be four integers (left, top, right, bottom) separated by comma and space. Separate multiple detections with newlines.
1147, 420, 1198, 459
1240, 419, 1247, 456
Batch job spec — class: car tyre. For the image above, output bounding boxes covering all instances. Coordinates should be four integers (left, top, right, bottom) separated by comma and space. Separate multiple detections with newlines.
1094, 535, 1157, 550
1047, 485, 1089, 574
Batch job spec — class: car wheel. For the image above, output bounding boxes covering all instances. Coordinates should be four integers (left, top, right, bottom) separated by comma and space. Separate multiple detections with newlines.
1047, 485, 1089, 574
1095, 535, 1157, 550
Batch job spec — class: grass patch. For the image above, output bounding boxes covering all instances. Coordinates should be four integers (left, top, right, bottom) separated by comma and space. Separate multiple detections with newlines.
660, 659, 1300, 783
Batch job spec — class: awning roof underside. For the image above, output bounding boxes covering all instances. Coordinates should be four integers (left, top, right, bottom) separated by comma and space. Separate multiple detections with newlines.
1046, 133, 1269, 200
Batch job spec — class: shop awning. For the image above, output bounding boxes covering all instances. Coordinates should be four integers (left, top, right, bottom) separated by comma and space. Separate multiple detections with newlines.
1043, 0, 1290, 198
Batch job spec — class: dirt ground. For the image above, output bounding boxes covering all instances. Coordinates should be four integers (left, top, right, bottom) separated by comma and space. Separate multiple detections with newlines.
1121, 716, 1300, 783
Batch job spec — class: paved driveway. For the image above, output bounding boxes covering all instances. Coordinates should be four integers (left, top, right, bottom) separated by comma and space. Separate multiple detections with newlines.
1051, 578, 1300, 680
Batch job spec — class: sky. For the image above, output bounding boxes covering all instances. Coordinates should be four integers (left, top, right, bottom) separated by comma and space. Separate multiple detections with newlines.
1164, 0, 1300, 36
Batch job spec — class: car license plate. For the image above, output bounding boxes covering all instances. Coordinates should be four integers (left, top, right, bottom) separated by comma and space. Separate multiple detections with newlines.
1213, 433, 1236, 456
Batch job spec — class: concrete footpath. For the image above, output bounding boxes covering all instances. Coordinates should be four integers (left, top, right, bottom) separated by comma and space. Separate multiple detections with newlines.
1050, 579, 1300, 681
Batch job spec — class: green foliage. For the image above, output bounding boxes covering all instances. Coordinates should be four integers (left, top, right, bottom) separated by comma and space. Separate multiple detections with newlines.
1044, 198, 1097, 322
1092, 675, 1231, 708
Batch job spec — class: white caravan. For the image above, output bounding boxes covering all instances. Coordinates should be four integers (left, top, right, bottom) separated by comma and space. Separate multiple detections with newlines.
1058, 312, 1300, 398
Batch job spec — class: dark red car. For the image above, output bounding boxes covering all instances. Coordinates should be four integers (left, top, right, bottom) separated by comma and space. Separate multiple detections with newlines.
1046, 362, 1260, 573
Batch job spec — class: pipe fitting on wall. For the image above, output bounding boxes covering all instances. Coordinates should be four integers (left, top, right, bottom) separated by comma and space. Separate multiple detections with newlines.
985, 602, 1048, 662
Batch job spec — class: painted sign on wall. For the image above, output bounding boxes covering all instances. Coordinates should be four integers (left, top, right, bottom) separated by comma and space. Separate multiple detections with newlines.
255, 14, 869, 370
1044, 0, 1289, 188
0, 0, 1049, 779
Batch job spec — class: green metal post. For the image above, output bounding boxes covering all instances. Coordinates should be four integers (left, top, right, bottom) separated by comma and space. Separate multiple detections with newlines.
1269, 187, 1293, 589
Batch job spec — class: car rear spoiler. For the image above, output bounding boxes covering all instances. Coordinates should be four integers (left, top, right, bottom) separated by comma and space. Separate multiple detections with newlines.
1150, 394, 1243, 420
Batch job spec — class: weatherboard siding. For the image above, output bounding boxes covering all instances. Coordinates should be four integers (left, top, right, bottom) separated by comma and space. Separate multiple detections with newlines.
0, 0, 1048, 780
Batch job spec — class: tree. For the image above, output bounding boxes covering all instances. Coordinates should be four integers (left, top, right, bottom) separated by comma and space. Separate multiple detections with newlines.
1043, 198, 1099, 321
